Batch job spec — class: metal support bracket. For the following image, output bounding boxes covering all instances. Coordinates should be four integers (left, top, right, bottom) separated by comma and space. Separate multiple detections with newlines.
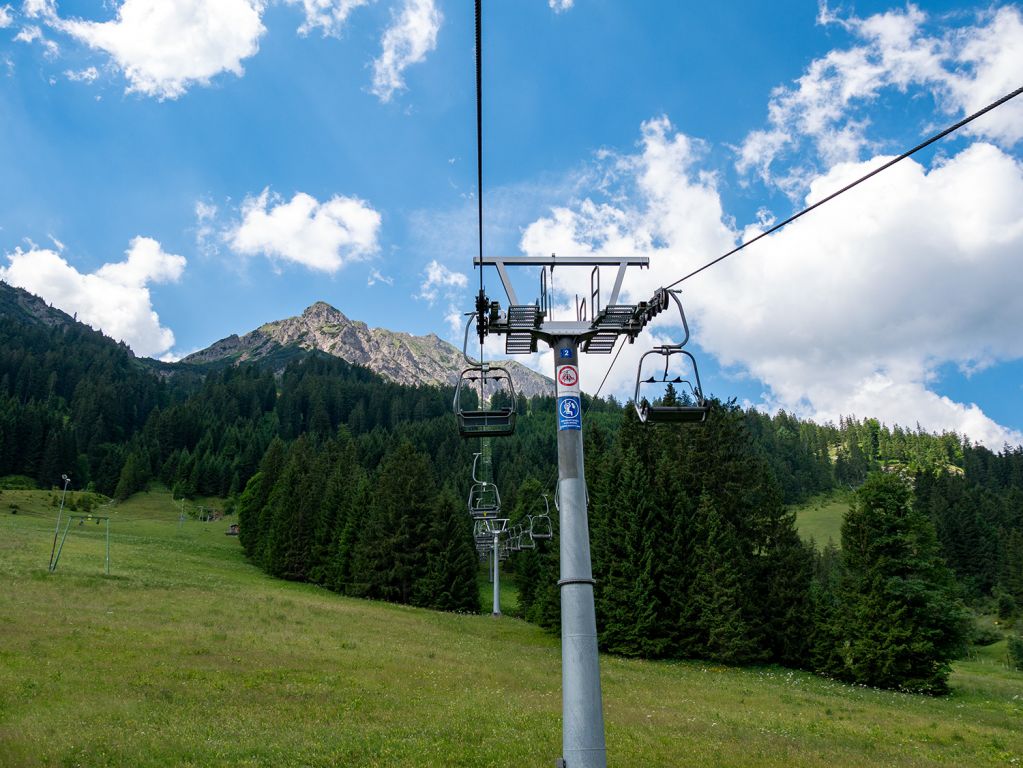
558, 577, 597, 587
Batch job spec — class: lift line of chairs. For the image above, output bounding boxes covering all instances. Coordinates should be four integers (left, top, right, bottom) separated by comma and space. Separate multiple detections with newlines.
469, 469, 554, 561
453, 289, 710, 439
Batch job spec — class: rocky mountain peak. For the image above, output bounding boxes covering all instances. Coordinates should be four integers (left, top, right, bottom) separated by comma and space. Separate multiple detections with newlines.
302, 301, 348, 323
183, 302, 554, 398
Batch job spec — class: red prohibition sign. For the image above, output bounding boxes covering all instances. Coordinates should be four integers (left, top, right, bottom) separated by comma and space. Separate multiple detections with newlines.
557, 366, 579, 387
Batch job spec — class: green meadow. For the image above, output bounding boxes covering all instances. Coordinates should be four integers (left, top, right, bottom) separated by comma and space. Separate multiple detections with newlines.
1, 489, 1020, 767
794, 492, 851, 548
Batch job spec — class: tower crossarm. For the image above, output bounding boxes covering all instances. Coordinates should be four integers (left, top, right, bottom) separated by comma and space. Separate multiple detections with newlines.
475, 255, 670, 350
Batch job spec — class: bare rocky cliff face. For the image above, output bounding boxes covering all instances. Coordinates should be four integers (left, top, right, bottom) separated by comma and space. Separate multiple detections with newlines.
0, 280, 77, 328
182, 301, 554, 398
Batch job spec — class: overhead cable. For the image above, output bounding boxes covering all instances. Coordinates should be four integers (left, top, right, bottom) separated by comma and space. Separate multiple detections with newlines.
589, 85, 1022, 403
666, 83, 1023, 289
590, 335, 625, 404
474, 0, 484, 294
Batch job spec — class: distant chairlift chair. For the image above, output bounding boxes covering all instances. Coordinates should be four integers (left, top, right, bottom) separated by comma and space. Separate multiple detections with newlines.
529, 494, 553, 541
468, 481, 501, 519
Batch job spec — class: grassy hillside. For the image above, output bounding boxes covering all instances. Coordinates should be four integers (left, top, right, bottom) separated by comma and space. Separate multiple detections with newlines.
794, 492, 852, 548
1, 489, 1020, 767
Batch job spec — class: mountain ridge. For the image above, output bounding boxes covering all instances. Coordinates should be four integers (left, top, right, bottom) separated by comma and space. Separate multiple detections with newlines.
0, 279, 80, 329
182, 300, 554, 398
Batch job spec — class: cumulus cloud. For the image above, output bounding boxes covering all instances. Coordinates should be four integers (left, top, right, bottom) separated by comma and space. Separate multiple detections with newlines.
737, 4, 1023, 195
227, 188, 381, 272
417, 259, 467, 304
286, 0, 369, 37
0, 236, 185, 357
549, 0, 574, 12
0, 5, 14, 28
517, 116, 1023, 447
945, 6, 1023, 144
371, 0, 441, 102
57, 0, 266, 100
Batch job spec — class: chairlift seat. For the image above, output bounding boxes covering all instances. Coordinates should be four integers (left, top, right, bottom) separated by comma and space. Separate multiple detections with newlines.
456, 409, 516, 438
530, 513, 553, 540
640, 403, 709, 424
633, 291, 710, 427
454, 363, 518, 439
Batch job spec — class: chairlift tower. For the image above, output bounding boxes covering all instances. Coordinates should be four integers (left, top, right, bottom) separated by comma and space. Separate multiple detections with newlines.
473, 254, 667, 768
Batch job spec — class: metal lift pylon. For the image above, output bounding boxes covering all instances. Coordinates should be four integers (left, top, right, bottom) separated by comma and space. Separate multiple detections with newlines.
474, 253, 667, 768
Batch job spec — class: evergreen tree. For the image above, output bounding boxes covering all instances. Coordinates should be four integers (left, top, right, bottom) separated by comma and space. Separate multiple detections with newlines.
828, 472, 971, 693
508, 478, 547, 618
757, 522, 815, 668
689, 493, 759, 663
237, 437, 285, 559
808, 539, 844, 674
263, 437, 319, 580
350, 441, 433, 604
593, 448, 646, 656
414, 486, 481, 613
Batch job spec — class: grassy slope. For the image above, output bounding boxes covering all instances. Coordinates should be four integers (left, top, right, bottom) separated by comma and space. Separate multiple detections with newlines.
1, 490, 1020, 767
794, 493, 851, 548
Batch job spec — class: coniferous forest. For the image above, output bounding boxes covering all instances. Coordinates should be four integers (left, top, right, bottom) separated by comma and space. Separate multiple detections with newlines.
2, 303, 1022, 694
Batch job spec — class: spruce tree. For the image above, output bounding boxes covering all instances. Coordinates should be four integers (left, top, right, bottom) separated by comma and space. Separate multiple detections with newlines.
414, 486, 481, 613
509, 478, 548, 618
350, 441, 433, 604
830, 472, 971, 693
237, 437, 285, 559
263, 437, 319, 580
593, 448, 645, 656
689, 492, 759, 663
757, 522, 815, 668
809, 539, 844, 674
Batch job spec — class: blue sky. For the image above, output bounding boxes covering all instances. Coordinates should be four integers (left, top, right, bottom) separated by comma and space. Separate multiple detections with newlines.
1, 0, 1021, 446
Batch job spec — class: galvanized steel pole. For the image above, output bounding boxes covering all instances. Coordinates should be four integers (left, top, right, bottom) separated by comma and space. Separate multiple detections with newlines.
492, 529, 501, 616
553, 337, 606, 768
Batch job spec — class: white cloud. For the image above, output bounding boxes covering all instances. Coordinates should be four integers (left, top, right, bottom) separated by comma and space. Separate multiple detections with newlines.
737, 4, 1023, 194
371, 0, 441, 102
13, 23, 38, 41
0, 5, 14, 28
0, 236, 185, 357
549, 0, 574, 12
517, 116, 1023, 447
64, 65, 98, 82
286, 0, 369, 37
195, 200, 218, 222
57, 0, 266, 100
22, 0, 56, 20
945, 6, 1023, 145
194, 199, 220, 258
417, 259, 467, 303
367, 267, 393, 286
444, 304, 464, 337
227, 188, 381, 273
13, 22, 57, 55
